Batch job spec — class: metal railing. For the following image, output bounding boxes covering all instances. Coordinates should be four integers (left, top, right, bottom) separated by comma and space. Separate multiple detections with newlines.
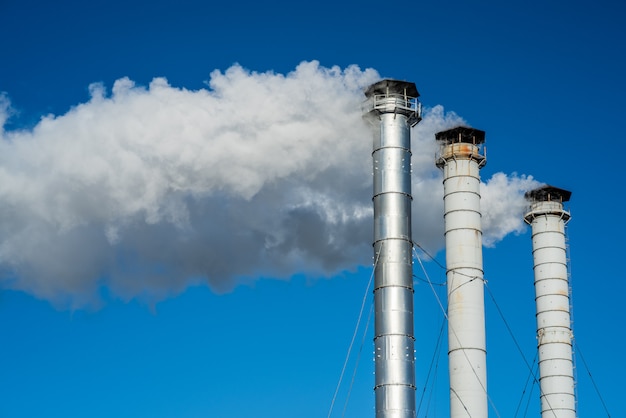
371, 93, 419, 112
364, 93, 422, 126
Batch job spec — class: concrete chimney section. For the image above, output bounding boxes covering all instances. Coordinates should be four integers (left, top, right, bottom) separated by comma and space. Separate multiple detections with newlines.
364, 79, 421, 418
524, 186, 576, 418
435, 127, 488, 418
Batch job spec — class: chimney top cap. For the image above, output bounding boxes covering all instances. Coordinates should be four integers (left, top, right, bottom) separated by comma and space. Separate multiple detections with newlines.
525, 185, 572, 203
435, 126, 485, 144
365, 79, 419, 98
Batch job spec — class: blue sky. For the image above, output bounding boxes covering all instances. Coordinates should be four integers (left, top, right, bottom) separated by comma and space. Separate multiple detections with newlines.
0, 0, 624, 417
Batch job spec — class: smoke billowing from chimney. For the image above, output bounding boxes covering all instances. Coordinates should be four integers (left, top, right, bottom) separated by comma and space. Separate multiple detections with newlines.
0, 61, 540, 308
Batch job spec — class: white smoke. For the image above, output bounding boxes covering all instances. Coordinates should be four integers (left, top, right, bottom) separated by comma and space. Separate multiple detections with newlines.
0, 61, 539, 307
0, 93, 12, 136
481, 172, 541, 246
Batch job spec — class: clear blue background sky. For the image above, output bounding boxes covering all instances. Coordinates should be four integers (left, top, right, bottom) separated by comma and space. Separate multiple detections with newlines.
1, 0, 624, 417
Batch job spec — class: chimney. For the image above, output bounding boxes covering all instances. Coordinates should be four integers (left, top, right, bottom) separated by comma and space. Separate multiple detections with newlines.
364, 79, 421, 418
524, 186, 576, 418
435, 126, 488, 418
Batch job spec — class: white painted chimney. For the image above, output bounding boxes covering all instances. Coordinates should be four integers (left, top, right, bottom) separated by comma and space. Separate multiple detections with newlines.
435, 126, 488, 418
524, 186, 576, 418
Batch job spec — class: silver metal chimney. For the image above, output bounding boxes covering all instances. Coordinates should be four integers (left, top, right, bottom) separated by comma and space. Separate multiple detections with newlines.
364, 79, 421, 418
435, 127, 488, 418
524, 186, 576, 418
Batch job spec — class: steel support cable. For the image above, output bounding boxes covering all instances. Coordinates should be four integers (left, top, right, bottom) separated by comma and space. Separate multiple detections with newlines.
573, 340, 612, 417
448, 272, 483, 295
522, 371, 537, 418
450, 387, 473, 418
424, 338, 443, 418
341, 301, 374, 418
415, 241, 493, 293
513, 351, 539, 418
484, 282, 538, 383
415, 240, 557, 416
412, 242, 446, 416
413, 241, 446, 271
413, 249, 501, 418
417, 317, 446, 417
414, 274, 446, 286
414, 240, 484, 290
483, 282, 558, 418
327, 243, 380, 418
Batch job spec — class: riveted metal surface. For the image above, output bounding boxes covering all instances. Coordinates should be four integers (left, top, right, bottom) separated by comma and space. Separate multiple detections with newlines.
373, 148, 412, 196
374, 334, 415, 385
374, 239, 413, 264
367, 81, 419, 418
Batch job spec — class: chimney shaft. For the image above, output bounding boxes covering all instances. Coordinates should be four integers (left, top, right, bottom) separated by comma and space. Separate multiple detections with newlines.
365, 79, 421, 418
524, 186, 576, 418
435, 126, 488, 418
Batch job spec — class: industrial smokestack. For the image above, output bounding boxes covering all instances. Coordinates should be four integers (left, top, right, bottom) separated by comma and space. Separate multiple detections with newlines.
524, 186, 576, 418
435, 126, 488, 418
364, 79, 421, 418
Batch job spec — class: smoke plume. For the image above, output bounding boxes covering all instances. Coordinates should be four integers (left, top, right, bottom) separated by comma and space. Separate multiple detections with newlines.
0, 61, 539, 307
